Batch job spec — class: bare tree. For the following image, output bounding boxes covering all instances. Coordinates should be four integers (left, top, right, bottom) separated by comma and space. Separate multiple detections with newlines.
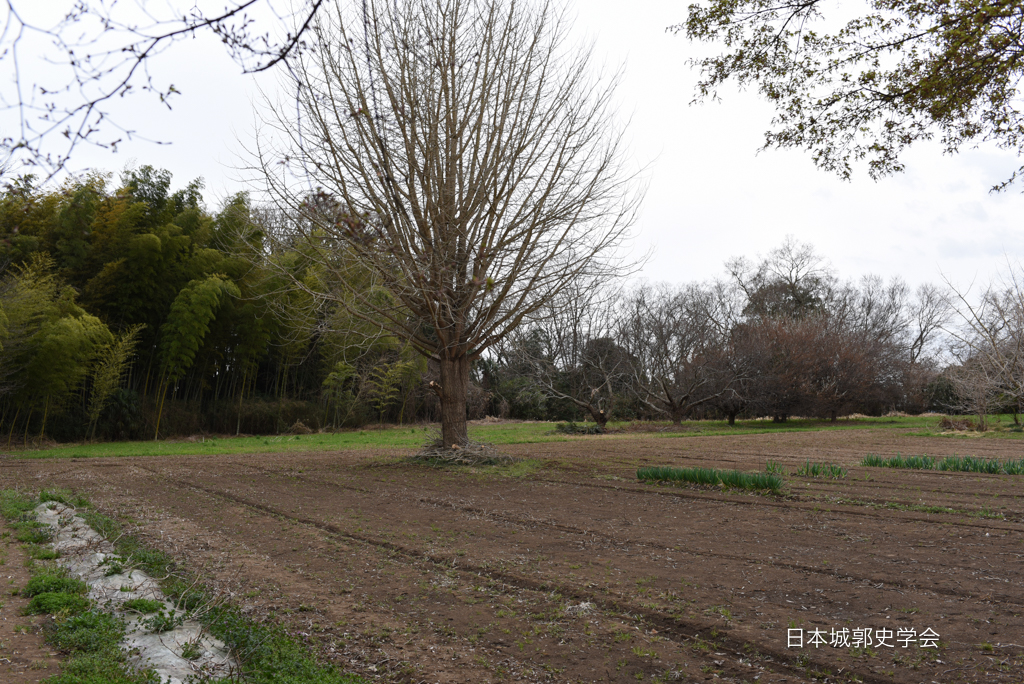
727, 236, 836, 319
945, 261, 1024, 424
0, 1, 325, 178
907, 283, 951, 367
617, 282, 735, 424
250, 0, 640, 447
511, 281, 632, 429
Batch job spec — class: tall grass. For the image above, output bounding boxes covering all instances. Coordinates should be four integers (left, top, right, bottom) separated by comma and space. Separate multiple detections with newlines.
862, 453, 1023, 474
637, 466, 783, 493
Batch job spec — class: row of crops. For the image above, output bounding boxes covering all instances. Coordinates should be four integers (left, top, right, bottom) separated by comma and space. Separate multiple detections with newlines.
638, 453, 1022, 493
861, 453, 1024, 474
636, 466, 784, 493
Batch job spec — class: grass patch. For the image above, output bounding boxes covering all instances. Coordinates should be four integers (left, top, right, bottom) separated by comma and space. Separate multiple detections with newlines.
6, 415, 1000, 461
44, 610, 159, 684
2, 488, 368, 683
0, 489, 38, 519
793, 461, 847, 479
25, 592, 92, 615
0, 489, 157, 684
22, 570, 87, 598
637, 466, 783, 493
862, 453, 1022, 474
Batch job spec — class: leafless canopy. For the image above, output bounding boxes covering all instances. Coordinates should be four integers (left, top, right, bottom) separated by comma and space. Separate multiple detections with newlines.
944, 261, 1024, 423
0, 0, 323, 179
251, 0, 640, 445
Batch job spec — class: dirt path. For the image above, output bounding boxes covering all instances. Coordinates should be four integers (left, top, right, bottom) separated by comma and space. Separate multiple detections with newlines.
1, 429, 1022, 683
0, 518, 63, 682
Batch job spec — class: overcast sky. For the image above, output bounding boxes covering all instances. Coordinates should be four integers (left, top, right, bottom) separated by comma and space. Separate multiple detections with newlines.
17, 0, 1024, 295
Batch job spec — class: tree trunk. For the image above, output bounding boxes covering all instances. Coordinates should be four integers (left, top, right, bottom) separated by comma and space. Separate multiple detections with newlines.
587, 407, 608, 428
727, 411, 736, 426
830, 410, 837, 423
438, 355, 470, 447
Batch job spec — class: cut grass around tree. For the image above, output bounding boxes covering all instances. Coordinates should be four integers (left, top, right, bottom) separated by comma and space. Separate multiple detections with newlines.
637, 466, 783, 493
862, 453, 1024, 474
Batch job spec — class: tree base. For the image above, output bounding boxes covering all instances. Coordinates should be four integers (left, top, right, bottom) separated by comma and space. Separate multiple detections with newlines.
412, 432, 518, 466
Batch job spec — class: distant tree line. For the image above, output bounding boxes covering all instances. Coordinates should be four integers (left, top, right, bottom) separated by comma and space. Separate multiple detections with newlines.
0, 170, 1018, 443
486, 238, 956, 427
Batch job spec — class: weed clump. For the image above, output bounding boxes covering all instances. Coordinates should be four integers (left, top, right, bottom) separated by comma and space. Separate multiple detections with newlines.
122, 598, 165, 614
22, 570, 87, 598
637, 466, 783, 493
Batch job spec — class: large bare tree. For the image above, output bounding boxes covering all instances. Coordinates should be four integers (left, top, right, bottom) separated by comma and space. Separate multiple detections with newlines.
251, 0, 639, 447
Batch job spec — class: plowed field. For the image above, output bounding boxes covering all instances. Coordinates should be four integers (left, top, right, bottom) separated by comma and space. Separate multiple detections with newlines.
2, 428, 1022, 683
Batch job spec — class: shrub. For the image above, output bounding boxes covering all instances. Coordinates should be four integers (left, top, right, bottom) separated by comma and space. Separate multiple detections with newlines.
938, 416, 976, 431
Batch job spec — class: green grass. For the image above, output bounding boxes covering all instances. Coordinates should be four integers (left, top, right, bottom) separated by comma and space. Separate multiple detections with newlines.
22, 570, 87, 598
793, 461, 848, 479
25, 592, 92, 615
637, 466, 783, 493
862, 453, 1023, 474
2, 414, 982, 460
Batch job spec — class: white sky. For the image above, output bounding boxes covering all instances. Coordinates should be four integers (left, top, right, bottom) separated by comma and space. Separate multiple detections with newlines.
17, 0, 1024, 294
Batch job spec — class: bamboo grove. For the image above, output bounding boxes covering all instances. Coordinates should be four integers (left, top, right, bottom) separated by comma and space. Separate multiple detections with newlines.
0, 167, 429, 443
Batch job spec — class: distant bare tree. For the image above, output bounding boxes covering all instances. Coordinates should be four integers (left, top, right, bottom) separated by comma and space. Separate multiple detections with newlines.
508, 281, 630, 429
617, 282, 735, 424
251, 0, 640, 447
907, 284, 951, 366
945, 261, 1024, 424
726, 236, 836, 319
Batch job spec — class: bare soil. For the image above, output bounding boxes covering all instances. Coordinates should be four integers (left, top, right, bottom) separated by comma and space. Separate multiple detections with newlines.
0, 518, 63, 682
1, 428, 1022, 683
